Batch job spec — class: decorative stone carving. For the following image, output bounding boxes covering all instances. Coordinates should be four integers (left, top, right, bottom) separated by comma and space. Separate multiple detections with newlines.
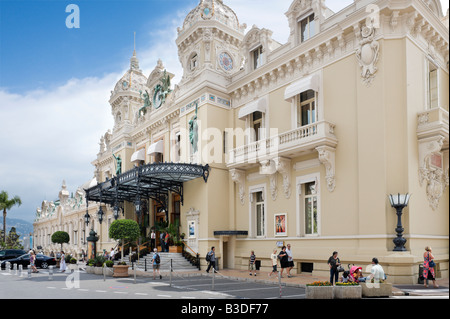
273, 157, 291, 199
355, 20, 380, 86
418, 136, 447, 210
269, 173, 278, 201
316, 146, 336, 192
230, 168, 245, 205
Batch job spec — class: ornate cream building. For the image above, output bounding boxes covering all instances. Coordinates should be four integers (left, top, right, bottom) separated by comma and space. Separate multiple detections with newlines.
34, 0, 449, 283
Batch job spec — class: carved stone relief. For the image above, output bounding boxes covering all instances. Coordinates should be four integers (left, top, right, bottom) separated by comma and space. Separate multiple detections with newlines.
355, 20, 380, 86
316, 146, 336, 192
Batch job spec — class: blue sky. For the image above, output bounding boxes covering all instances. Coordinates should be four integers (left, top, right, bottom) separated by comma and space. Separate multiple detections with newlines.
0, 0, 448, 224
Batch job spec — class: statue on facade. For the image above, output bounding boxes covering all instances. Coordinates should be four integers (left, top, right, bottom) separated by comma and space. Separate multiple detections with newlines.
113, 153, 122, 175
189, 104, 199, 154
139, 89, 152, 117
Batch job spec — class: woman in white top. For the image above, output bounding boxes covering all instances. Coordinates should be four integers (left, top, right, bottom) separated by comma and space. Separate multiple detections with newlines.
60, 251, 67, 273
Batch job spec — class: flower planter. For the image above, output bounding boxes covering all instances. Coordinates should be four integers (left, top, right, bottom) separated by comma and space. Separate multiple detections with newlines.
113, 265, 130, 278
333, 285, 362, 299
67, 264, 78, 271
361, 283, 392, 298
306, 286, 334, 299
94, 267, 104, 275
169, 246, 183, 253
85, 266, 95, 274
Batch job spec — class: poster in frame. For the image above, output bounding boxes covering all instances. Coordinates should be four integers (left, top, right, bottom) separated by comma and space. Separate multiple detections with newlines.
275, 213, 287, 237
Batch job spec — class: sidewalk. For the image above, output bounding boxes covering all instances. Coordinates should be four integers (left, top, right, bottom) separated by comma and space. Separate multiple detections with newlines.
202, 268, 449, 297
83, 261, 449, 298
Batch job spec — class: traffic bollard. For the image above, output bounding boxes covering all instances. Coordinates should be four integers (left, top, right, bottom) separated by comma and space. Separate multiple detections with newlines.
170, 259, 173, 287
27, 265, 31, 279
212, 268, 215, 291
13, 263, 17, 275
278, 271, 282, 298
18, 265, 23, 277
49, 266, 53, 281
6, 262, 10, 273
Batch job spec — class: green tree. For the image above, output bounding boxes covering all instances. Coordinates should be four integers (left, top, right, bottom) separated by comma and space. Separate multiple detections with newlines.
0, 191, 22, 242
51, 231, 70, 251
5, 227, 22, 249
109, 219, 140, 261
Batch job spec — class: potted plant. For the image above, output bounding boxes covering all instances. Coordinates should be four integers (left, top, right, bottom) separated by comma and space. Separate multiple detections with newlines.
334, 282, 362, 299
305, 281, 333, 299
109, 219, 140, 277
86, 259, 95, 274
167, 221, 183, 253
93, 255, 106, 275
68, 257, 78, 271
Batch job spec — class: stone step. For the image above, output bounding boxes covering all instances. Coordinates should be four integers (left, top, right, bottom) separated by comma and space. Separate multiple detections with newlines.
117, 252, 198, 272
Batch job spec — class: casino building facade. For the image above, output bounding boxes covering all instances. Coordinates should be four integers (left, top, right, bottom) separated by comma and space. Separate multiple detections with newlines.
34, 0, 449, 283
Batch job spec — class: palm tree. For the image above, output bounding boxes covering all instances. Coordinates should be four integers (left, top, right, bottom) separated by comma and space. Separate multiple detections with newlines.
0, 191, 22, 242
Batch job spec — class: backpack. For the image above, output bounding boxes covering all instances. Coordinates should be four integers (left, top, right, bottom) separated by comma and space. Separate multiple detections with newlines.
206, 252, 211, 262
154, 253, 160, 264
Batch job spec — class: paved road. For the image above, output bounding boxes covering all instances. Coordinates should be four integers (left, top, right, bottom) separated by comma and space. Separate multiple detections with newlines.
0, 269, 305, 300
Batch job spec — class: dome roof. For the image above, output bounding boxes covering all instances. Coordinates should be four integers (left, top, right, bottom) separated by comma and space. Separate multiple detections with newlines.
180, 0, 242, 34
111, 51, 148, 98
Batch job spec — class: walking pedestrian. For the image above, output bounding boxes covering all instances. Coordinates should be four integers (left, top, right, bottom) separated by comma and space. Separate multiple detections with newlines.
286, 244, 294, 278
249, 250, 257, 276
278, 246, 289, 278
110, 248, 115, 261
164, 232, 170, 252
30, 251, 39, 273
327, 251, 341, 285
206, 246, 217, 273
268, 249, 278, 278
423, 246, 438, 288
60, 251, 67, 273
152, 248, 162, 280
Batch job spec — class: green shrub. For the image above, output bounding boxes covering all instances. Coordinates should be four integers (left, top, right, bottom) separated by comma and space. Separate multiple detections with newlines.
105, 260, 114, 267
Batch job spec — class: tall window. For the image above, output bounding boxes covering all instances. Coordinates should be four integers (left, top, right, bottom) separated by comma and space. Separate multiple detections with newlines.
297, 90, 316, 127
300, 13, 315, 42
428, 61, 438, 109
190, 53, 198, 71
252, 111, 263, 141
253, 46, 264, 70
255, 191, 265, 237
303, 181, 318, 235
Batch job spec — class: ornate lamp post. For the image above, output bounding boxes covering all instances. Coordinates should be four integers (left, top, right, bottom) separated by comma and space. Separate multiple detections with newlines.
97, 205, 104, 224
388, 193, 411, 251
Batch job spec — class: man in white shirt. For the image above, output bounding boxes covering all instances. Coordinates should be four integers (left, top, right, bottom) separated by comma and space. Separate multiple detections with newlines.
369, 257, 385, 281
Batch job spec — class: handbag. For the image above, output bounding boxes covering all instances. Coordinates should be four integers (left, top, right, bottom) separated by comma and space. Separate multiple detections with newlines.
337, 265, 345, 272
428, 252, 436, 268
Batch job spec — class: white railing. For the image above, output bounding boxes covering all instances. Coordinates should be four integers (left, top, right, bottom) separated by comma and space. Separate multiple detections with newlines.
228, 121, 337, 166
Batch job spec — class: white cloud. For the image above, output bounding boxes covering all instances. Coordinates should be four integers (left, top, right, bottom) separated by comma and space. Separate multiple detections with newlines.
0, 75, 117, 220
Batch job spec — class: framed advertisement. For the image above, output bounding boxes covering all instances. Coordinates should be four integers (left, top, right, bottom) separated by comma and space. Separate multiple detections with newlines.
188, 220, 196, 238
275, 213, 287, 237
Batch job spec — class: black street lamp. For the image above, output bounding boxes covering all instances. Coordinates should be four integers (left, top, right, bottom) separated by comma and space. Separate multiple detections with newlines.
134, 196, 141, 215
97, 205, 104, 224
389, 193, 411, 252
84, 211, 91, 226
113, 203, 120, 220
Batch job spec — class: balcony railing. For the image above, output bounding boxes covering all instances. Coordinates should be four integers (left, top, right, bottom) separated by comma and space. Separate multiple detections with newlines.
417, 107, 449, 143
227, 120, 337, 167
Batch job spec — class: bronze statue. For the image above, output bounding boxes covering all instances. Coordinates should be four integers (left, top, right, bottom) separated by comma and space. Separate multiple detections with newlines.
113, 153, 122, 175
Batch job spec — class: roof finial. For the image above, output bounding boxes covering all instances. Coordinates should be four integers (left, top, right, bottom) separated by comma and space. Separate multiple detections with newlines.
133, 31, 136, 56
